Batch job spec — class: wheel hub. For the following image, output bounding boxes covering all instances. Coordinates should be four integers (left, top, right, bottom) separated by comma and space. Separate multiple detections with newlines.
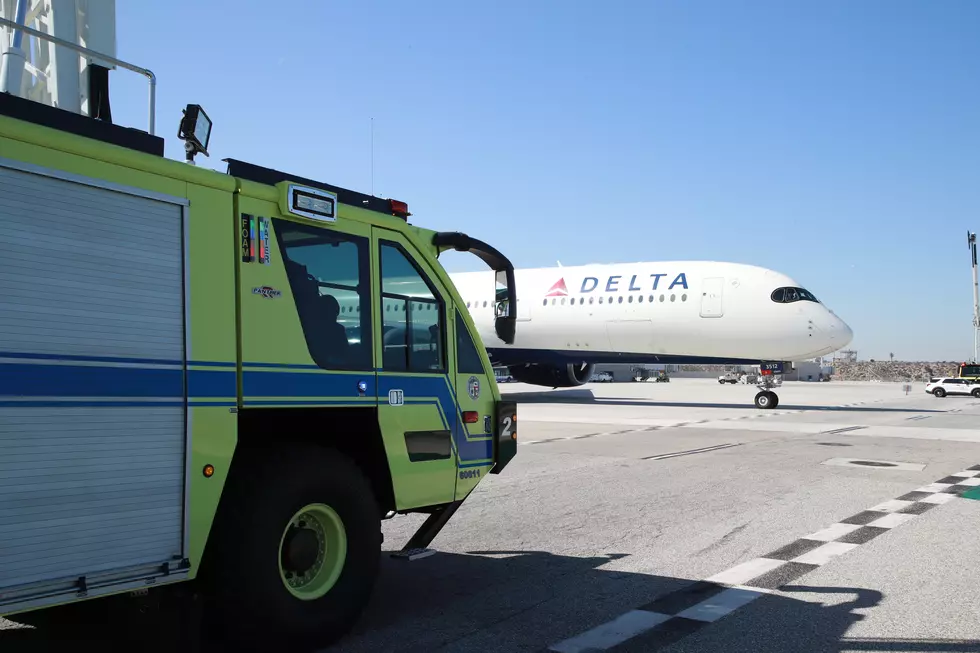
277, 504, 348, 601
281, 525, 320, 573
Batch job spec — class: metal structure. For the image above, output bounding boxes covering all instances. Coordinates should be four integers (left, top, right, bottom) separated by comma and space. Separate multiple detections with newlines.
835, 349, 858, 364
969, 231, 979, 364
0, 1, 155, 134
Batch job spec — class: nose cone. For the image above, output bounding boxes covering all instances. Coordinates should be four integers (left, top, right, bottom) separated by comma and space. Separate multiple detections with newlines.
827, 312, 853, 348
838, 317, 854, 347
817, 310, 853, 354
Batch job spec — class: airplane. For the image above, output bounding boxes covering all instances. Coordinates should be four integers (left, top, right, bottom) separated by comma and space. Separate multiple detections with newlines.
445, 260, 853, 409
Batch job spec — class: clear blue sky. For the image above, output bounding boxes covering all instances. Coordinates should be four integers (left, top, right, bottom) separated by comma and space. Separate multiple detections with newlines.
108, 0, 980, 362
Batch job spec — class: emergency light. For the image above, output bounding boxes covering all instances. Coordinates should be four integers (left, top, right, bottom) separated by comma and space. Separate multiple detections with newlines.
286, 184, 337, 222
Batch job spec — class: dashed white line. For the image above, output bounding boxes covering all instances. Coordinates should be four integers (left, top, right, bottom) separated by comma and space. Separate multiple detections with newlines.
547, 609, 672, 653
867, 512, 918, 528
791, 541, 859, 565
704, 558, 785, 585
675, 587, 766, 623
802, 522, 863, 542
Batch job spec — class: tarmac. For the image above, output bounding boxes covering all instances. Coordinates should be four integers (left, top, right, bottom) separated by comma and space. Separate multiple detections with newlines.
3, 377, 979, 652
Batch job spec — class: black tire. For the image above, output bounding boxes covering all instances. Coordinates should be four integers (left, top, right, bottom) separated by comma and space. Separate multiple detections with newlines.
934, 388, 946, 397
754, 391, 772, 409
771, 393, 779, 408
973, 388, 980, 398
201, 444, 382, 651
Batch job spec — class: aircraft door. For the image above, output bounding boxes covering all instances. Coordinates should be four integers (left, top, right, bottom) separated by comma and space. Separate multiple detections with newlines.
700, 277, 724, 318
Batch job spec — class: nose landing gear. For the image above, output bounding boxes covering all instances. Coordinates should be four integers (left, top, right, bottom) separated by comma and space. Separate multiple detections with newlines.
754, 389, 779, 409
753, 362, 784, 409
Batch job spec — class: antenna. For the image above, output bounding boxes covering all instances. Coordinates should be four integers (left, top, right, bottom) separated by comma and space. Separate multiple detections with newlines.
370, 117, 375, 196
969, 231, 979, 363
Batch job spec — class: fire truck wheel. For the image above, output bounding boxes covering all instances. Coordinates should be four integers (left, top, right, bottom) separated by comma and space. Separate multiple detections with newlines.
204, 444, 381, 650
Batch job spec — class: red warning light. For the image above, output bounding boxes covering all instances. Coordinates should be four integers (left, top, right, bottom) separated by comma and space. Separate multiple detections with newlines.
390, 199, 411, 218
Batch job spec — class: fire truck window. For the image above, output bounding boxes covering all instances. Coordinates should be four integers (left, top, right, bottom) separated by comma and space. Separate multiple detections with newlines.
273, 219, 372, 371
455, 311, 485, 375
380, 242, 445, 373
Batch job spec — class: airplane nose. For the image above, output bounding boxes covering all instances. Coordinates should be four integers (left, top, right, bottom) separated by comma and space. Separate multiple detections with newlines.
826, 312, 853, 347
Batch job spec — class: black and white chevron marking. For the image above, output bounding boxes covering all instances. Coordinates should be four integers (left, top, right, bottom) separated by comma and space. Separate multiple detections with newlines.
547, 464, 980, 653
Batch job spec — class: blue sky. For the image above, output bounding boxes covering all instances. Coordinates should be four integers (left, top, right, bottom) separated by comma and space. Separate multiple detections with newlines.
107, 1, 980, 362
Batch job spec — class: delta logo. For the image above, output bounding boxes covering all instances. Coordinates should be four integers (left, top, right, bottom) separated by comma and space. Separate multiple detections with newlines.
544, 278, 568, 297
544, 272, 690, 297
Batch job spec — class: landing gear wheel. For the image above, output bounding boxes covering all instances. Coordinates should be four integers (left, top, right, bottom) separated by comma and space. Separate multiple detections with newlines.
201, 445, 382, 651
754, 391, 777, 409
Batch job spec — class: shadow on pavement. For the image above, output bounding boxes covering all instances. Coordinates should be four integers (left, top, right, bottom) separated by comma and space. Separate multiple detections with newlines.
2, 550, 978, 652
503, 389, 945, 413
642, 583, 980, 653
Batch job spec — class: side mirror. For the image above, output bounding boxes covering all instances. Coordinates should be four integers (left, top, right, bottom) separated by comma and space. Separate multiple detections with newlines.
493, 268, 516, 344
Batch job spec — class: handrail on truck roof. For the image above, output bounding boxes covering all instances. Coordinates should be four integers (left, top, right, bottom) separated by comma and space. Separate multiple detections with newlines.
0, 15, 157, 135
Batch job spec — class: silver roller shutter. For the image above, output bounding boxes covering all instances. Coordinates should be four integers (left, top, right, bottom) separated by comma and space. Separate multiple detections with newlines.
0, 162, 188, 609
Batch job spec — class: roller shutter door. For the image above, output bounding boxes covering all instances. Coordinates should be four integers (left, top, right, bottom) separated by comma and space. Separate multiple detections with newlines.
0, 163, 188, 607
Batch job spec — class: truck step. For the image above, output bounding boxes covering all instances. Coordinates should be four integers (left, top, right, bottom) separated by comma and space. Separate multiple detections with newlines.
390, 548, 437, 561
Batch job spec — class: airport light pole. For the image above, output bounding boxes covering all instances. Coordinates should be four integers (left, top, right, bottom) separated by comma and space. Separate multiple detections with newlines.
970, 231, 979, 363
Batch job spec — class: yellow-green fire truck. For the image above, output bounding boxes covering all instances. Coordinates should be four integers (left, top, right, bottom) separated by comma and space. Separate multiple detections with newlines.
0, 76, 518, 649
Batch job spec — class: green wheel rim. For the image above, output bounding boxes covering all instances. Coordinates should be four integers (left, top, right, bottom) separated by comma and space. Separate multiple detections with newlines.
278, 503, 347, 601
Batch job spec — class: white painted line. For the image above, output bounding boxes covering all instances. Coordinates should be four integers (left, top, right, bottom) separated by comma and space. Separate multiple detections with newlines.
548, 610, 672, 652
791, 541, 859, 565
867, 512, 918, 528
802, 523, 864, 542
731, 583, 775, 595
705, 558, 785, 586
951, 470, 980, 478
916, 483, 954, 493
867, 499, 915, 513
921, 492, 958, 505
676, 587, 766, 623
955, 477, 980, 487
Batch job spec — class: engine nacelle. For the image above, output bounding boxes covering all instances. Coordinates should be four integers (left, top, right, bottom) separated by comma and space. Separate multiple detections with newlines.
508, 363, 595, 388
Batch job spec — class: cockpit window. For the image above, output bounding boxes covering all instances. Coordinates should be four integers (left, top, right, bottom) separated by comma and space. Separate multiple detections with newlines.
771, 287, 819, 304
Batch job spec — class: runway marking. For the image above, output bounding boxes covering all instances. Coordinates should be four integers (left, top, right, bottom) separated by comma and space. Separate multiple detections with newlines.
546, 462, 980, 653
519, 395, 970, 447
821, 425, 867, 434
642, 443, 741, 461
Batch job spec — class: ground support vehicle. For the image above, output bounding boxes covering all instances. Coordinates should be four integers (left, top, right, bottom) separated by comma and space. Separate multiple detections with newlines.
0, 61, 519, 650
926, 377, 980, 398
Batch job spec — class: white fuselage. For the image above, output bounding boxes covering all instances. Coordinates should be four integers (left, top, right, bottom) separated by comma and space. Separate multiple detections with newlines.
448, 260, 853, 364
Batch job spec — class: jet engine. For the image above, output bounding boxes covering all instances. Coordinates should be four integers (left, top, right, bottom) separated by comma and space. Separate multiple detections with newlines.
508, 362, 595, 387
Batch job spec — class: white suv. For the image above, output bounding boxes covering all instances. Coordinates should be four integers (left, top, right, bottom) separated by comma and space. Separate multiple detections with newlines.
925, 377, 980, 398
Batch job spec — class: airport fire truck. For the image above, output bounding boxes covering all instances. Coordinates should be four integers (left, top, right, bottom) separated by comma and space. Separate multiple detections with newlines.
0, 3, 518, 649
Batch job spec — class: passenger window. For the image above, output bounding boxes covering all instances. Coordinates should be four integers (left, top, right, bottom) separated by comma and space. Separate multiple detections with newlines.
456, 311, 485, 374
380, 242, 445, 373
274, 219, 372, 371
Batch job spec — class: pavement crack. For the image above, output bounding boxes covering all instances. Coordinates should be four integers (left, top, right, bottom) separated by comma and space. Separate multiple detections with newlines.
695, 522, 750, 556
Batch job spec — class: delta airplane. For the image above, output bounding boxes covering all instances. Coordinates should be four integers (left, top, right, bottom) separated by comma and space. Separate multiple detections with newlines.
447, 260, 853, 408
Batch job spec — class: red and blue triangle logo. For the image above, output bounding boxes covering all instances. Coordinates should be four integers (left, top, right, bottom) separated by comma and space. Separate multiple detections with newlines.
545, 278, 568, 297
